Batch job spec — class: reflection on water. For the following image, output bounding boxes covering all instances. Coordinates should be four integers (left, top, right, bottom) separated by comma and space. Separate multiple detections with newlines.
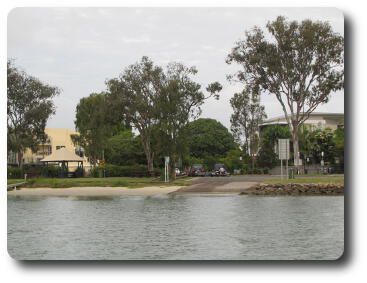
7, 195, 344, 260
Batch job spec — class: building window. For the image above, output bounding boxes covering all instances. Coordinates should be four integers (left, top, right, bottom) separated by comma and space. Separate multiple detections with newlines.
37, 145, 52, 156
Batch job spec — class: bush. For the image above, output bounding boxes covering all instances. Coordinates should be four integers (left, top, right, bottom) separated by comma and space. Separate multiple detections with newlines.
45, 166, 60, 178
8, 165, 54, 179
91, 164, 158, 177
242, 167, 268, 174
7, 167, 22, 179
257, 142, 278, 169
74, 167, 84, 178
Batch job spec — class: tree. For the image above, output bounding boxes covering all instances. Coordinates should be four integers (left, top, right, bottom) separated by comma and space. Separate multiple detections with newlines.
259, 124, 291, 147
230, 85, 267, 163
333, 123, 344, 166
106, 57, 164, 174
154, 64, 222, 180
104, 128, 146, 166
220, 148, 243, 172
7, 60, 60, 167
107, 57, 222, 179
308, 128, 335, 164
227, 16, 344, 170
257, 143, 278, 169
73, 92, 120, 165
185, 118, 237, 160
257, 124, 291, 168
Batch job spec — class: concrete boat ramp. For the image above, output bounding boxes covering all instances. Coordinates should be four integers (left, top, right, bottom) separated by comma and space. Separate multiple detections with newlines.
172, 175, 276, 194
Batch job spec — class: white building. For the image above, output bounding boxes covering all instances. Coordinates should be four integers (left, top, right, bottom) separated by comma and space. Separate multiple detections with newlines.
260, 112, 344, 131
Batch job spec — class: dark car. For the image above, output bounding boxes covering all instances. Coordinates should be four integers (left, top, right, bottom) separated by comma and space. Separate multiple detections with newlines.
210, 163, 230, 177
188, 164, 206, 177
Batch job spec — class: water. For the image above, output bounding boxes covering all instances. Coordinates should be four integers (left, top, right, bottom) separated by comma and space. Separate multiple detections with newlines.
7, 195, 344, 260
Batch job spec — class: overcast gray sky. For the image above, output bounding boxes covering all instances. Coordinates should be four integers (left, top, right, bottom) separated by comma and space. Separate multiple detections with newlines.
7, 7, 344, 130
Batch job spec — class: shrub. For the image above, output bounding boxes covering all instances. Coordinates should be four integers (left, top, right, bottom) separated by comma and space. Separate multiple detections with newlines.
74, 167, 84, 178
91, 164, 157, 177
242, 167, 268, 174
7, 167, 22, 179
46, 166, 60, 178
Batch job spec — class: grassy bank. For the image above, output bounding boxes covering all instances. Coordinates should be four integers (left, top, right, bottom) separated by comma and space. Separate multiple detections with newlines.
7, 177, 192, 188
263, 176, 344, 185
7, 179, 25, 185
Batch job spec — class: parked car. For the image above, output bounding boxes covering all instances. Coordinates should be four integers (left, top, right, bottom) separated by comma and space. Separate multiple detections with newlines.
175, 168, 186, 176
188, 164, 206, 177
210, 163, 230, 177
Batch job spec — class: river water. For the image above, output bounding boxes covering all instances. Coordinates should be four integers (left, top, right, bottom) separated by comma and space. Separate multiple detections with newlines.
7, 194, 344, 260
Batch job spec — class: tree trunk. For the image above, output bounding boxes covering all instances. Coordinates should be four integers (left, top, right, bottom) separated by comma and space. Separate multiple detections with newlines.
141, 136, 154, 176
169, 156, 176, 181
17, 151, 23, 169
147, 153, 154, 176
292, 126, 301, 174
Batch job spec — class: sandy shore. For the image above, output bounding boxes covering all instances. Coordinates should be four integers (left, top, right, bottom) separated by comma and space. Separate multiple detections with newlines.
7, 186, 182, 196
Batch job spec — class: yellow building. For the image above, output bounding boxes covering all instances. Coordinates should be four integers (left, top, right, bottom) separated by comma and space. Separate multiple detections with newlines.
8, 128, 92, 170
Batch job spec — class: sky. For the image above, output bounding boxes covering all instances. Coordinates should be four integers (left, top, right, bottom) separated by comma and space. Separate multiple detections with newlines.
7, 7, 344, 131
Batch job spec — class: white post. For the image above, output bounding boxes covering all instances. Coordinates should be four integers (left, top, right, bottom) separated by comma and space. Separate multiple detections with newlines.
286, 141, 289, 179
281, 159, 283, 181
164, 156, 170, 183
164, 162, 167, 182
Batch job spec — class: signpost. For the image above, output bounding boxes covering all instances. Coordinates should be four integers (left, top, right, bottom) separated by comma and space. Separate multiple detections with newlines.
278, 139, 290, 180
164, 156, 170, 183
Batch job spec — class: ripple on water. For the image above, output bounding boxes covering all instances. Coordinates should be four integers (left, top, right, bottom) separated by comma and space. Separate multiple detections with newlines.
7, 195, 344, 260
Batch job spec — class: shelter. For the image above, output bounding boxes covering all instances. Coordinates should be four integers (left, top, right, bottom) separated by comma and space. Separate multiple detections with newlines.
41, 147, 84, 177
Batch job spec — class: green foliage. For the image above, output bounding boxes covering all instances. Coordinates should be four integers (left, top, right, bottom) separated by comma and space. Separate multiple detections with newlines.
107, 57, 222, 179
183, 156, 204, 167
185, 118, 237, 159
227, 16, 344, 167
74, 167, 84, 178
243, 167, 267, 174
260, 124, 291, 147
7, 165, 62, 179
106, 57, 164, 172
7, 167, 22, 179
333, 125, 344, 165
104, 127, 146, 166
203, 155, 218, 171
91, 164, 159, 178
73, 92, 121, 164
153, 65, 222, 180
219, 149, 244, 172
42, 166, 60, 178
308, 128, 336, 163
257, 124, 291, 169
257, 143, 278, 169
230, 85, 267, 154
7, 60, 60, 167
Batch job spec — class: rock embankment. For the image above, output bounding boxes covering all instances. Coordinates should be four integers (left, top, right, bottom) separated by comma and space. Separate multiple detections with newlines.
240, 183, 344, 196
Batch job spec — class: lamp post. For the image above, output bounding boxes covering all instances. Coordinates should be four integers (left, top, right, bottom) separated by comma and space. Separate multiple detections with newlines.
321, 151, 324, 174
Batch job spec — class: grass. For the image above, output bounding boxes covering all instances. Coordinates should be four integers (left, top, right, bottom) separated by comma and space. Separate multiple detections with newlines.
263, 176, 344, 184
7, 179, 26, 185
7, 176, 192, 189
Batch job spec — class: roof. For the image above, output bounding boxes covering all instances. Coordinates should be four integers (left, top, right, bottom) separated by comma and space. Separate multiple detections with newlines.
40, 147, 84, 162
260, 112, 344, 125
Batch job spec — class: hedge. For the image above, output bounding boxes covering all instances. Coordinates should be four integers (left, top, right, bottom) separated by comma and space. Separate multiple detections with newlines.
91, 164, 160, 178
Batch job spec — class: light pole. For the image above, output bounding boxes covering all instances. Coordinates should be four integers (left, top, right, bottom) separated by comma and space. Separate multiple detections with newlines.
321, 151, 324, 174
